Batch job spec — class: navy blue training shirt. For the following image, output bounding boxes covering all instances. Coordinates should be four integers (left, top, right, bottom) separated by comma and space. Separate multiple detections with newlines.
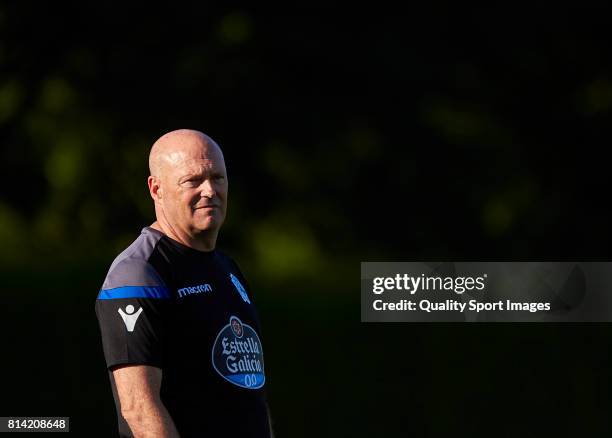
95, 227, 270, 438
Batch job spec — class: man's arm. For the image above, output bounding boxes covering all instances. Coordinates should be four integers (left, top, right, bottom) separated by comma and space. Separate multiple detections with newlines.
112, 365, 180, 438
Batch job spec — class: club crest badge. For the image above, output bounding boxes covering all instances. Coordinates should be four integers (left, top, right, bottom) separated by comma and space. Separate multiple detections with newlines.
211, 316, 265, 389
230, 273, 251, 304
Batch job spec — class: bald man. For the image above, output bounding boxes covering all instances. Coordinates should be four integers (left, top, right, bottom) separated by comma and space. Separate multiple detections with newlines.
95, 130, 272, 438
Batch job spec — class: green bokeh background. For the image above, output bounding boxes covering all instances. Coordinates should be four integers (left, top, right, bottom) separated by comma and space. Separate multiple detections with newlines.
1, 5, 612, 437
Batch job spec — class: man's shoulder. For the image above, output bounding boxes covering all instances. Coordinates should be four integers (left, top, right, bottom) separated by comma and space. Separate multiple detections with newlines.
213, 249, 242, 271
213, 248, 232, 262
100, 227, 167, 291
111, 227, 164, 265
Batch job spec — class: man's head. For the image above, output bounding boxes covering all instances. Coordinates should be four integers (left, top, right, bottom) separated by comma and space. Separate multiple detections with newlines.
148, 129, 228, 246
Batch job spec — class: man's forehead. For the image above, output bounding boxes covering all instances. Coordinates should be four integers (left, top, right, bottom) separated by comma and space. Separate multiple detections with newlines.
167, 156, 225, 176
181, 158, 224, 172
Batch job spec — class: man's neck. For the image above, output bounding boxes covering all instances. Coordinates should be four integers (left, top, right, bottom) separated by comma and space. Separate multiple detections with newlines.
150, 220, 217, 252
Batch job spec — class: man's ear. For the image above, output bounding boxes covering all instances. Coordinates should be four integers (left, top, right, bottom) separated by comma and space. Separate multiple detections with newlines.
148, 176, 162, 201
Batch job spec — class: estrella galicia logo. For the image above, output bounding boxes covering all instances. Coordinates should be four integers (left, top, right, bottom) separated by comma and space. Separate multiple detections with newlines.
230, 273, 251, 304
211, 316, 265, 389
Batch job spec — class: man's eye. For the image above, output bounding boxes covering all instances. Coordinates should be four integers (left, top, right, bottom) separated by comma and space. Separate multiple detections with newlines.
214, 176, 225, 181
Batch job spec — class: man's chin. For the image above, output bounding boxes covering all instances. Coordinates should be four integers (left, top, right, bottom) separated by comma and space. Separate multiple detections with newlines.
192, 218, 222, 233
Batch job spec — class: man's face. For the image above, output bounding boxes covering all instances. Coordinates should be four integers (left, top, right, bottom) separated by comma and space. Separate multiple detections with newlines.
159, 141, 228, 236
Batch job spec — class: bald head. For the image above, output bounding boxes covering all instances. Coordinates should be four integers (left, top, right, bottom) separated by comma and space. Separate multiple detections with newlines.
147, 129, 229, 250
149, 129, 224, 178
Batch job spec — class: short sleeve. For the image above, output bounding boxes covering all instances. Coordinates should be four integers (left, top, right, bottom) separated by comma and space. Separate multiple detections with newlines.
95, 257, 171, 369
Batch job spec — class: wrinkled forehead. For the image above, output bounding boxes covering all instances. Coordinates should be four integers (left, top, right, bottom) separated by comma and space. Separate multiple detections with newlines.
164, 151, 226, 178
179, 157, 225, 174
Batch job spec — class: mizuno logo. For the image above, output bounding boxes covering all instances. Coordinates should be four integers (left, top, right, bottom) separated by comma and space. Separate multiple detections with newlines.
177, 283, 213, 298
118, 305, 143, 332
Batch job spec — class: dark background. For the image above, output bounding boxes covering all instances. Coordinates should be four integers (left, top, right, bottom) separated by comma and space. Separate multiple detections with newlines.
1, 4, 611, 437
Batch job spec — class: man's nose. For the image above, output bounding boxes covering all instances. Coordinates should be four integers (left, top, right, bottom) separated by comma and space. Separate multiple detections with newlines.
200, 179, 215, 198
